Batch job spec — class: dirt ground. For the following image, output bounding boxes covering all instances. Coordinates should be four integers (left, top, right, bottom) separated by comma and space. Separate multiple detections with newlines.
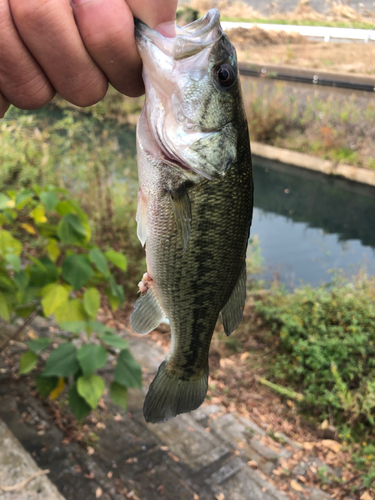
106, 302, 371, 500
227, 26, 375, 76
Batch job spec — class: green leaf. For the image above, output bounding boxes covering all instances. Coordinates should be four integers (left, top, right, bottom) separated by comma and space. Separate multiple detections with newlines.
59, 320, 87, 334
54, 298, 88, 324
105, 276, 124, 311
30, 204, 47, 223
0, 273, 14, 293
114, 349, 142, 389
0, 193, 13, 210
15, 190, 33, 209
29, 256, 59, 287
40, 191, 58, 211
19, 351, 38, 374
42, 343, 79, 377
0, 291, 10, 321
5, 253, 21, 272
26, 338, 52, 353
77, 344, 107, 376
89, 248, 109, 277
46, 239, 60, 262
35, 375, 58, 398
68, 382, 91, 420
109, 382, 128, 410
32, 184, 42, 196
55, 200, 77, 217
16, 305, 35, 318
37, 223, 58, 239
0, 229, 22, 256
13, 270, 28, 291
106, 292, 119, 312
100, 332, 128, 350
55, 199, 88, 221
41, 283, 69, 317
88, 320, 114, 335
57, 213, 89, 245
83, 287, 100, 319
77, 374, 105, 409
105, 250, 127, 271
61, 255, 94, 290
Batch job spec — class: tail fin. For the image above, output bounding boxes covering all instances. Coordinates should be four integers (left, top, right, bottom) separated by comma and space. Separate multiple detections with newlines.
143, 361, 208, 423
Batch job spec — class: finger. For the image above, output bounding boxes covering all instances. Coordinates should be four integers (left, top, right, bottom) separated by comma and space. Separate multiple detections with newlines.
0, 91, 10, 118
71, 0, 144, 97
0, 0, 54, 109
126, 0, 178, 29
9, 0, 108, 107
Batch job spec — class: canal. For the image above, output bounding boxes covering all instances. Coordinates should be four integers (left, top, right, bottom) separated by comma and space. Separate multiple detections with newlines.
251, 156, 375, 287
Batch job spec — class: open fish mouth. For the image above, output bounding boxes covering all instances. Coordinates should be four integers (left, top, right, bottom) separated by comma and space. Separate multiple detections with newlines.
135, 9, 222, 61
135, 9, 237, 181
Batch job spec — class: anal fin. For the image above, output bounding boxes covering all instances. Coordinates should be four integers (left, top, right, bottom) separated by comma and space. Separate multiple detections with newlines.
220, 261, 247, 336
169, 184, 192, 252
130, 288, 165, 334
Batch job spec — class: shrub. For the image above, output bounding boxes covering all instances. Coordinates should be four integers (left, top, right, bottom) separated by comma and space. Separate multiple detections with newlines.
0, 185, 141, 419
254, 274, 375, 427
1, 104, 144, 296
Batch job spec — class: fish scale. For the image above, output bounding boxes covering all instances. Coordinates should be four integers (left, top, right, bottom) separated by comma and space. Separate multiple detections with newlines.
130, 9, 254, 423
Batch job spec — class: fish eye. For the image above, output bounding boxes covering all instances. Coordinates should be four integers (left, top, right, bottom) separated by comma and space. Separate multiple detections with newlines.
214, 63, 236, 89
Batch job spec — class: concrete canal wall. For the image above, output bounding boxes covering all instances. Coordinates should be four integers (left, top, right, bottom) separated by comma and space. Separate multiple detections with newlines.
251, 141, 375, 188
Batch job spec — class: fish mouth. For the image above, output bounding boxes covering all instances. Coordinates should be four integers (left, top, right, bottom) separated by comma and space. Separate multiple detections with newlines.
135, 9, 222, 61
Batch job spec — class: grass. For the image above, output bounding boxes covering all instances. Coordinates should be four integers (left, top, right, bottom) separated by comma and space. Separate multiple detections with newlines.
249, 271, 375, 496
241, 79, 375, 170
254, 272, 375, 428
185, 0, 375, 29
221, 17, 375, 30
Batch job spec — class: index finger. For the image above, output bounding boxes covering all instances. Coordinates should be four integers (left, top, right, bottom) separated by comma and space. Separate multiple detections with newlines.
72, 0, 143, 97
72, 0, 178, 98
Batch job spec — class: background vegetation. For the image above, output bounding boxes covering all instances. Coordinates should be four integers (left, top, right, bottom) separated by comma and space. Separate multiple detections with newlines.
2, 9, 375, 489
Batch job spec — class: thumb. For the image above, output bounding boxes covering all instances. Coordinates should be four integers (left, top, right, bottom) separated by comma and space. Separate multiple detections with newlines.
126, 0, 177, 28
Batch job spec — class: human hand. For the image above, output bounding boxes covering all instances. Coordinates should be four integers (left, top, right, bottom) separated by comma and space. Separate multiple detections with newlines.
0, 0, 177, 117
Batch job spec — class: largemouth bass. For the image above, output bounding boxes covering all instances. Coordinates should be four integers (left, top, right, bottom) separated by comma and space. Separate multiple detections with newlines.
131, 9, 253, 423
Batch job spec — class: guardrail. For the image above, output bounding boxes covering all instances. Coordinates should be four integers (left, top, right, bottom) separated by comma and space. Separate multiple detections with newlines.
222, 21, 375, 43
238, 64, 375, 92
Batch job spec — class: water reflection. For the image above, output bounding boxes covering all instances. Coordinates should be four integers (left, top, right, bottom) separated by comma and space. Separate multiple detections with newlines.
251, 157, 375, 286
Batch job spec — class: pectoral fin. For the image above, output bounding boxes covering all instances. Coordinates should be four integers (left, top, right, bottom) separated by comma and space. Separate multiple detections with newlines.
169, 184, 192, 252
136, 190, 147, 247
220, 261, 247, 336
130, 288, 165, 334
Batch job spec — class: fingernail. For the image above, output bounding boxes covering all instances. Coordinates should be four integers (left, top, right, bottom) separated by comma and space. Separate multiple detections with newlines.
155, 21, 176, 38
70, 0, 93, 6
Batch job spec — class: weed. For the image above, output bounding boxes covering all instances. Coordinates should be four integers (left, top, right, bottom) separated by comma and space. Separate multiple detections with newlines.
267, 430, 288, 445
255, 273, 375, 428
241, 79, 375, 170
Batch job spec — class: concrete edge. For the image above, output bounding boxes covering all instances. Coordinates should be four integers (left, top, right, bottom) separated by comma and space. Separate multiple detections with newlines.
0, 419, 66, 500
251, 141, 375, 188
